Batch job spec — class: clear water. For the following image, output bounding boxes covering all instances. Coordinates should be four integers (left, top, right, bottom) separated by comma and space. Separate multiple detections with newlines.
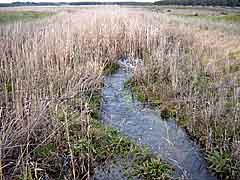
95, 64, 217, 180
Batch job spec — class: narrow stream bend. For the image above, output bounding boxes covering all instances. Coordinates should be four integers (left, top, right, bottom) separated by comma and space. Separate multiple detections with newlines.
97, 60, 217, 180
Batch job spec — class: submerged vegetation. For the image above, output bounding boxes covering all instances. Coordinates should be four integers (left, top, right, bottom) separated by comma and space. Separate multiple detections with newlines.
0, 6, 240, 179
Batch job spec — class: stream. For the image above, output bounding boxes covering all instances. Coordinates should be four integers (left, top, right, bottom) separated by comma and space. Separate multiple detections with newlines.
94, 60, 217, 180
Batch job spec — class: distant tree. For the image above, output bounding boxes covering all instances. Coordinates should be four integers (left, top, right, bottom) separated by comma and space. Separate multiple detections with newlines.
154, 0, 240, 6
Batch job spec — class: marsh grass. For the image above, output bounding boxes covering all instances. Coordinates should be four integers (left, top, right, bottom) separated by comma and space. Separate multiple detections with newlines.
0, 8, 172, 179
0, 7, 240, 179
129, 15, 240, 179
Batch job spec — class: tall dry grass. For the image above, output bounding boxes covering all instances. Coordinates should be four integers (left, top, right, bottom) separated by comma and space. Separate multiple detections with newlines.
0, 6, 240, 179
0, 7, 167, 179
131, 9, 240, 179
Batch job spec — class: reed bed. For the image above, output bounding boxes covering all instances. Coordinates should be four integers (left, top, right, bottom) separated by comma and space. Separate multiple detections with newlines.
0, 7, 165, 179
131, 9, 240, 180
0, 7, 240, 179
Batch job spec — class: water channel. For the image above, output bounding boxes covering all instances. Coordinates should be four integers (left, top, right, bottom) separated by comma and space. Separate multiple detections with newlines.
94, 60, 217, 180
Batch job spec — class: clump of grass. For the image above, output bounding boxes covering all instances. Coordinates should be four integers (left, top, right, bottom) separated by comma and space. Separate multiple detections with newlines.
88, 91, 102, 119
132, 154, 171, 180
103, 62, 120, 75
124, 78, 162, 107
0, 82, 12, 94
125, 78, 178, 120
229, 50, 240, 60
124, 78, 146, 102
160, 107, 176, 120
207, 150, 240, 179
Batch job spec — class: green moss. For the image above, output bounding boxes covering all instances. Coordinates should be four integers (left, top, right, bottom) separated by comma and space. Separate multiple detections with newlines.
0, 11, 53, 24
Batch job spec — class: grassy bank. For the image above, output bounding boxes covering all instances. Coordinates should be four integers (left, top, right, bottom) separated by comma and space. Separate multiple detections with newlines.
25, 90, 171, 179
128, 27, 240, 179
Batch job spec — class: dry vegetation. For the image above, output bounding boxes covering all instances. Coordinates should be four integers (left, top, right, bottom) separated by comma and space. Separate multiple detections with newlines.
131, 7, 240, 180
0, 6, 240, 179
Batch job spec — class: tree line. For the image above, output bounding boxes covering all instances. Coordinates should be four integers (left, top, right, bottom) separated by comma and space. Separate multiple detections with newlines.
0, 1, 151, 7
154, 0, 240, 7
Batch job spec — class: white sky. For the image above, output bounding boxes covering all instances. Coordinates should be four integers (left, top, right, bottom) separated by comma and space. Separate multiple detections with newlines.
0, 0, 155, 3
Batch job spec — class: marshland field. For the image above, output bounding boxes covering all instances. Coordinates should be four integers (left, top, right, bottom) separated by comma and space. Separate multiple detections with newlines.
0, 5, 240, 180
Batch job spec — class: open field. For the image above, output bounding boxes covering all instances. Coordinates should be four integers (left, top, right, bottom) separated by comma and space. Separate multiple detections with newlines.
145, 5, 240, 34
0, 10, 53, 24
0, 6, 240, 180
160, 6, 240, 23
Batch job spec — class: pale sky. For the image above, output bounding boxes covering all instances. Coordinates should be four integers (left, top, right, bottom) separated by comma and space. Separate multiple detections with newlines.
0, 0, 155, 3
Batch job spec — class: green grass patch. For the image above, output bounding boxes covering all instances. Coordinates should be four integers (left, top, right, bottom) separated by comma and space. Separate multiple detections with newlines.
78, 119, 172, 179
124, 78, 146, 102
228, 50, 240, 73
0, 82, 12, 94
207, 150, 240, 179
0, 11, 53, 24
124, 78, 178, 120
176, 13, 240, 23
160, 107, 176, 120
218, 14, 240, 23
